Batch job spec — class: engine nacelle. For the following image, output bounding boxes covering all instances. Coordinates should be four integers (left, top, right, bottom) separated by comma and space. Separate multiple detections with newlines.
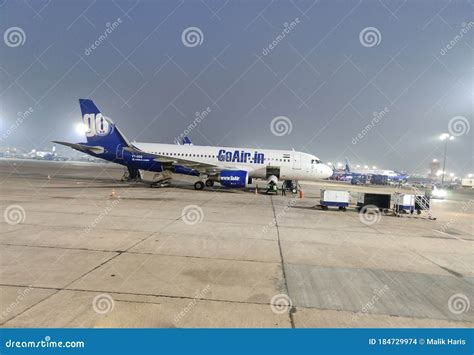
218, 170, 249, 188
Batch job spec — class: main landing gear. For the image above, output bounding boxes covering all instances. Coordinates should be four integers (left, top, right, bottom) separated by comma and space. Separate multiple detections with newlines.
205, 179, 214, 187
150, 172, 172, 188
194, 179, 214, 190
194, 181, 205, 190
121, 166, 143, 182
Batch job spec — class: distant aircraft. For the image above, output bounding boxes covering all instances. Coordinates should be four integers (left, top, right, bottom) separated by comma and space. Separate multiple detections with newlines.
27, 146, 65, 161
28, 149, 51, 159
343, 158, 409, 184
182, 136, 193, 145
53, 99, 333, 190
174, 136, 193, 145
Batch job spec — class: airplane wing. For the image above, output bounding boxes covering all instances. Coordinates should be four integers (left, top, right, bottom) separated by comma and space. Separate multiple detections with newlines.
52, 141, 105, 154
125, 145, 250, 175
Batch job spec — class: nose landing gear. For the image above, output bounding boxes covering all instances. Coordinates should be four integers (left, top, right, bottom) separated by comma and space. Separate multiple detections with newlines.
283, 180, 299, 194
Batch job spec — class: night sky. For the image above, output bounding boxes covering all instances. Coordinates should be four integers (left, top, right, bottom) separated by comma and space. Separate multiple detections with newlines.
0, 0, 472, 175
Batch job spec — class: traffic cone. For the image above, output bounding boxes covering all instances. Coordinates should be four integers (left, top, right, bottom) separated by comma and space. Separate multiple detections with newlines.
110, 189, 117, 199
299, 188, 304, 199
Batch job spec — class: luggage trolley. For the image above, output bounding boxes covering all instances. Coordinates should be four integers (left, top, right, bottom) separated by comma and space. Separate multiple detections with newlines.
356, 193, 391, 214
319, 189, 350, 211
393, 193, 415, 216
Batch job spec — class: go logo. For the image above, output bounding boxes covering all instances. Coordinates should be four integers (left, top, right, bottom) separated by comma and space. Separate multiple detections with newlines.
83, 113, 112, 137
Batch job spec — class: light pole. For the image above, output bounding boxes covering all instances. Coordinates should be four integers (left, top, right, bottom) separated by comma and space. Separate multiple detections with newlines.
439, 133, 454, 185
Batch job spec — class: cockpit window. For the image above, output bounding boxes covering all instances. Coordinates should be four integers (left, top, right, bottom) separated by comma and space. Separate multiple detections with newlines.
311, 159, 322, 164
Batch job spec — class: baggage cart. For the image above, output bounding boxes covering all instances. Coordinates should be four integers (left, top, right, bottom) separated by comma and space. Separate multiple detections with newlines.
393, 193, 415, 215
320, 190, 350, 211
356, 193, 391, 213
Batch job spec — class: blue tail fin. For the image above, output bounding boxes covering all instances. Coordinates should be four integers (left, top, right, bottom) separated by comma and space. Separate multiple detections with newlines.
182, 136, 193, 145
344, 157, 351, 173
79, 99, 130, 152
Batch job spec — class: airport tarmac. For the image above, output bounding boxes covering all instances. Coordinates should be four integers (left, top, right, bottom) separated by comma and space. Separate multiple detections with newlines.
0, 159, 472, 328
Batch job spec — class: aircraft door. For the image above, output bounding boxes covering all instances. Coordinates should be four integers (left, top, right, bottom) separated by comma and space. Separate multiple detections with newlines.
116, 144, 124, 160
292, 153, 301, 170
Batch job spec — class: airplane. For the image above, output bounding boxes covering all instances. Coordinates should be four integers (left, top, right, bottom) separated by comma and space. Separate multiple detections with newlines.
27, 149, 52, 159
174, 136, 193, 145
330, 165, 368, 184
342, 158, 409, 184
53, 99, 333, 190
26, 146, 66, 161
182, 136, 193, 145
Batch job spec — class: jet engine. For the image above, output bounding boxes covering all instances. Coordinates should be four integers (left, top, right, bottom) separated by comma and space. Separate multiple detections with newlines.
217, 170, 250, 188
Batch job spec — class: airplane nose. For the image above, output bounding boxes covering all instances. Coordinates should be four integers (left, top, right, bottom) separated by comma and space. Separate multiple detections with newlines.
322, 164, 333, 179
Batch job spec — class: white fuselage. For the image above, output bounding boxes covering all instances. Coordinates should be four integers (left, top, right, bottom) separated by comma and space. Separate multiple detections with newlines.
134, 142, 333, 181
351, 168, 398, 177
